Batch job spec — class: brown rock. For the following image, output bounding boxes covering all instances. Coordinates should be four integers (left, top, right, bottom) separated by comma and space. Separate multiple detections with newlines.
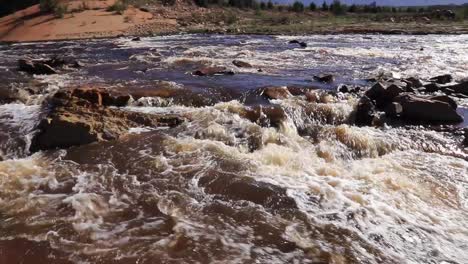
232, 60, 252, 68
393, 94, 462, 123
262, 86, 292, 100
30, 90, 183, 152
192, 66, 234, 76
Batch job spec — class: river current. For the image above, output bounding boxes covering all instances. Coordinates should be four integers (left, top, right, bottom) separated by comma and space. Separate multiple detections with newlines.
0, 34, 467, 264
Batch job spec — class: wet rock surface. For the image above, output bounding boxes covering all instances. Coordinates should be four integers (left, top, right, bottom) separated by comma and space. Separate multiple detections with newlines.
30, 88, 183, 151
192, 66, 235, 76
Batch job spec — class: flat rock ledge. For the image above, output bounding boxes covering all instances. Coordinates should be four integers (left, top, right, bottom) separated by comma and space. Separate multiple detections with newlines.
30, 88, 184, 152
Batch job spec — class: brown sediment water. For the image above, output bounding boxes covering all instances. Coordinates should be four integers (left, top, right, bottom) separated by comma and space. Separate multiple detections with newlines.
0, 34, 467, 264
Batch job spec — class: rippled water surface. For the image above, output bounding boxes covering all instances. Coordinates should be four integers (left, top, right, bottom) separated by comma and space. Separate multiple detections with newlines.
0, 34, 467, 264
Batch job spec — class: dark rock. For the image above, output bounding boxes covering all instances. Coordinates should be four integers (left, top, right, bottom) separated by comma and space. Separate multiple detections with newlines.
428, 95, 457, 109
262, 86, 292, 100
393, 94, 463, 123
337, 84, 349, 93
355, 96, 377, 126
404, 77, 423, 88
232, 60, 252, 68
386, 84, 405, 99
72, 61, 84, 68
18, 59, 57, 75
313, 74, 334, 83
444, 81, 468, 96
192, 66, 234, 76
289, 40, 307, 48
384, 102, 403, 117
131, 37, 141, 41
423, 83, 443, 93
430, 74, 453, 84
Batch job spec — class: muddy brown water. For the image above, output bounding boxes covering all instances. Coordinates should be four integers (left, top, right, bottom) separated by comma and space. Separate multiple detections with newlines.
0, 34, 467, 264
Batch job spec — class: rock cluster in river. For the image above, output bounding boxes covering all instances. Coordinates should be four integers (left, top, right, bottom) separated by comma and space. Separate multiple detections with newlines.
30, 88, 183, 152
18, 56, 83, 75
354, 75, 466, 126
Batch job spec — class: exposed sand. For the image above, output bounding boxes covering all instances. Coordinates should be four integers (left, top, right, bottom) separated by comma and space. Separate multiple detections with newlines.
0, 0, 155, 42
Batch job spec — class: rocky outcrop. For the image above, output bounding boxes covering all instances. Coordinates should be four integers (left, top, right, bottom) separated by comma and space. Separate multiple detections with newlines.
232, 60, 252, 68
18, 56, 84, 75
30, 88, 183, 152
192, 66, 234, 76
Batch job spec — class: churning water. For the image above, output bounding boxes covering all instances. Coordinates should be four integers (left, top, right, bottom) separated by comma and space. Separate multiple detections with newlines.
0, 34, 467, 264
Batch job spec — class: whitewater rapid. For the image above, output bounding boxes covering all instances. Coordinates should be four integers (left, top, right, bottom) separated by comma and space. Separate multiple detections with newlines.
0, 34, 467, 264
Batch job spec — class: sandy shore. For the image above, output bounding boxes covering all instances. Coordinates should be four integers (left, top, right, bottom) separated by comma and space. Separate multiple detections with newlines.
0, 0, 155, 42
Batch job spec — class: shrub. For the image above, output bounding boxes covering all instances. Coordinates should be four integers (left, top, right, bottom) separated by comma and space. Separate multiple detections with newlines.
54, 4, 67, 18
40, 0, 59, 13
107, 0, 128, 14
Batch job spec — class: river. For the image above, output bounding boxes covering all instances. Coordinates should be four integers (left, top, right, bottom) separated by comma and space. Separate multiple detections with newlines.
0, 34, 467, 264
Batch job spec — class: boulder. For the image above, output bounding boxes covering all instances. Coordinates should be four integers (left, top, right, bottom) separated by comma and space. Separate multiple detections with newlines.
424, 83, 443, 93
30, 90, 183, 151
131, 37, 141, 41
444, 81, 468, 96
404, 77, 423, 88
262, 86, 292, 100
242, 105, 286, 128
393, 94, 463, 123
354, 96, 377, 126
232, 60, 252, 68
192, 66, 234, 76
313, 74, 334, 84
288, 40, 307, 48
430, 74, 453, 84
384, 102, 403, 117
18, 59, 57, 75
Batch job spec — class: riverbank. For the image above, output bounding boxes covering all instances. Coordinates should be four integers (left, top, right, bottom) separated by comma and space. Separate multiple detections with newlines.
1, 1, 468, 43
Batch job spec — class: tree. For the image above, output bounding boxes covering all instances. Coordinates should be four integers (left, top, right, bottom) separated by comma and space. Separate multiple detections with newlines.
260, 2, 266, 9
291, 1, 304, 12
309, 2, 316, 11
348, 4, 357, 13
267, 0, 273, 9
321, 1, 328, 11
330, 0, 345, 15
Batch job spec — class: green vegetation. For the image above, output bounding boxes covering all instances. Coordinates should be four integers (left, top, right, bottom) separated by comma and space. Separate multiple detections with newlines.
39, 0, 67, 18
107, 0, 129, 14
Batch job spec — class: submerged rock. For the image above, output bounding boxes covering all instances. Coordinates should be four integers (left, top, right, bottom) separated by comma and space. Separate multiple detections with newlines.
192, 66, 234, 76
232, 60, 252, 68
30, 89, 183, 152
